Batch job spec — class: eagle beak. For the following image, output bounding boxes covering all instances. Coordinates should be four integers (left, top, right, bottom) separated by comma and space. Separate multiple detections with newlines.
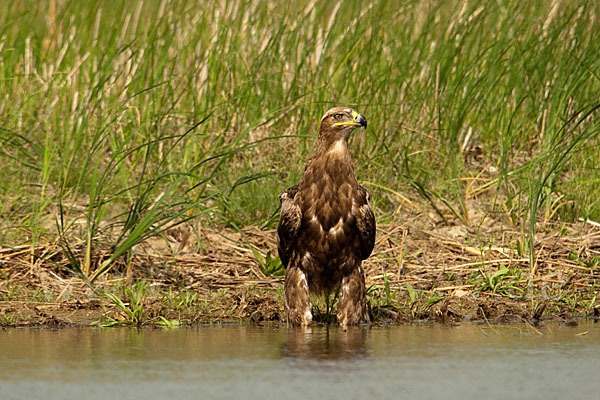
356, 113, 367, 129
351, 111, 367, 129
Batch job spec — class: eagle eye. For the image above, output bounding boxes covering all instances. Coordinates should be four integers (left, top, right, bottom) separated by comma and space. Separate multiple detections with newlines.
333, 113, 344, 120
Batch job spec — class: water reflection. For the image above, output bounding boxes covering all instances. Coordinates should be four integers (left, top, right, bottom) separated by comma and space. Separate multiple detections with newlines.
282, 326, 369, 360
1, 323, 599, 400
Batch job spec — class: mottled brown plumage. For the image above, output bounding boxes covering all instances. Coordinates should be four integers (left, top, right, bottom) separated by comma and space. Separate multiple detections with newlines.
277, 107, 375, 326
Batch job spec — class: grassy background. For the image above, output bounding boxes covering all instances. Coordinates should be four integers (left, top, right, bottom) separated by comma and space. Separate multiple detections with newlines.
1, 0, 600, 279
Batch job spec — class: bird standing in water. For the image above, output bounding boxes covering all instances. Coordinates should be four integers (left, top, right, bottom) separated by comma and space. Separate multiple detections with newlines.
277, 107, 375, 326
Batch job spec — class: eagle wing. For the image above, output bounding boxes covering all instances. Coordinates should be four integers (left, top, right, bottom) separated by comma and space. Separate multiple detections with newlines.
277, 184, 301, 268
355, 185, 376, 260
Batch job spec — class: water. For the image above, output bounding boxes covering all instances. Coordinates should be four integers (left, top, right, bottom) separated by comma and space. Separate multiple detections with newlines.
1, 322, 599, 400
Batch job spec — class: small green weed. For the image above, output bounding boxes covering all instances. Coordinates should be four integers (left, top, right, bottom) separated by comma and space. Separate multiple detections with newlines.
156, 316, 181, 329
312, 293, 338, 324
258, 250, 285, 277
368, 274, 397, 308
0, 312, 23, 325
96, 282, 149, 327
470, 266, 525, 297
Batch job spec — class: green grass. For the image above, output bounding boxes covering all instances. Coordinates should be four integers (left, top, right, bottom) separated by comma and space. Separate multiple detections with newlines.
1, 0, 600, 282
99, 281, 149, 327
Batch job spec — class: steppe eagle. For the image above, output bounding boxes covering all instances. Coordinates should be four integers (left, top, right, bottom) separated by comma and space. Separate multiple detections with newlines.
277, 107, 375, 326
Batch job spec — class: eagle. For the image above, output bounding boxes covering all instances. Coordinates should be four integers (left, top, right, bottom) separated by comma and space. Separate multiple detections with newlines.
277, 107, 375, 326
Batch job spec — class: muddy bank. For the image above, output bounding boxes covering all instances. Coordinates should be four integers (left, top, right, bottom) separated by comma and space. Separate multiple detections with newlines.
1, 221, 599, 327
0, 290, 596, 328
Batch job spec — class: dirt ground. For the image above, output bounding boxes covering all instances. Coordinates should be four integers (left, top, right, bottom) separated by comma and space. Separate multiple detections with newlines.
1, 212, 600, 327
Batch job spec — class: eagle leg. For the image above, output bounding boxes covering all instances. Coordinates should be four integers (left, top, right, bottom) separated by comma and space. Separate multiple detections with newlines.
284, 267, 312, 326
336, 265, 370, 326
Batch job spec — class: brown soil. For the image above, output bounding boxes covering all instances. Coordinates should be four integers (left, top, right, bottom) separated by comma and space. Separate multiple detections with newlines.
1, 216, 600, 327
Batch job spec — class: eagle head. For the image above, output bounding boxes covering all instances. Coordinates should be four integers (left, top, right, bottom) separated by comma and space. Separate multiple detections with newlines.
318, 107, 367, 141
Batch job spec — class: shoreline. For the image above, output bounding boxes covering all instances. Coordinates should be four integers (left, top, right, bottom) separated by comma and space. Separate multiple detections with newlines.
2, 223, 598, 328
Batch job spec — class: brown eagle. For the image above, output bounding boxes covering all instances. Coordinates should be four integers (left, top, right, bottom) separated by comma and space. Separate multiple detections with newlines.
277, 107, 375, 326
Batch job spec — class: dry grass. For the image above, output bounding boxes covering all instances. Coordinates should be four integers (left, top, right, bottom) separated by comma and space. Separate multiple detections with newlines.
1, 210, 599, 326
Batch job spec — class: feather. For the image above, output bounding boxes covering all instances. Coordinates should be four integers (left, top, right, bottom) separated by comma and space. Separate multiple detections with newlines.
277, 107, 375, 326
277, 184, 301, 268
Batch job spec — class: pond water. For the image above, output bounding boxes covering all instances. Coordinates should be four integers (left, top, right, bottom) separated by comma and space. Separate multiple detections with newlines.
0, 321, 598, 399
